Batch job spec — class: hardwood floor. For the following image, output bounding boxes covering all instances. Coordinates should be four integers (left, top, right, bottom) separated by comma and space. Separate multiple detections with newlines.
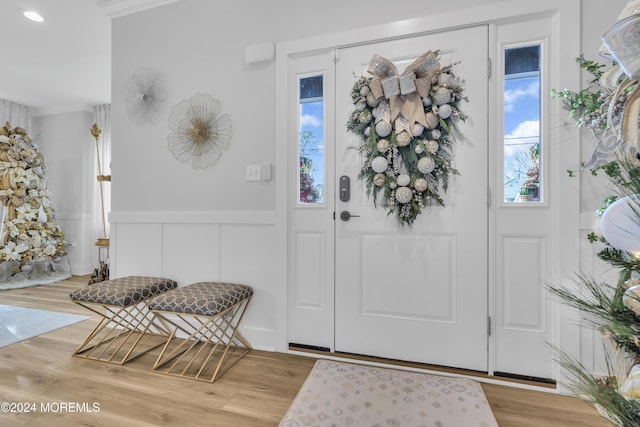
0, 276, 610, 426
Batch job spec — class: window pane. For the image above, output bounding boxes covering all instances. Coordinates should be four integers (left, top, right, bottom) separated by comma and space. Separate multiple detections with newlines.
299, 75, 324, 204
504, 45, 541, 203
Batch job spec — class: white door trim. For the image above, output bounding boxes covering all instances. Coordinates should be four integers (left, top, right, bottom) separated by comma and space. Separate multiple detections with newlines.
275, 0, 581, 391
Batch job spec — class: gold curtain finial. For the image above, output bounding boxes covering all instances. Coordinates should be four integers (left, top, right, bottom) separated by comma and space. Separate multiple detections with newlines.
91, 123, 102, 139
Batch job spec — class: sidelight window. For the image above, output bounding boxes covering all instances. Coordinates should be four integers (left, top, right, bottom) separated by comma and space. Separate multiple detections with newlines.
503, 45, 541, 203
298, 75, 325, 204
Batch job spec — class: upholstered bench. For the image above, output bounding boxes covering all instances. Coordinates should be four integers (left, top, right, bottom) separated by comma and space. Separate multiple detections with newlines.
69, 276, 178, 364
148, 282, 253, 382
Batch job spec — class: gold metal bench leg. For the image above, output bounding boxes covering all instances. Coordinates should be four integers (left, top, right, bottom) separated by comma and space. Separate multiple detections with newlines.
71, 301, 170, 365
151, 296, 252, 382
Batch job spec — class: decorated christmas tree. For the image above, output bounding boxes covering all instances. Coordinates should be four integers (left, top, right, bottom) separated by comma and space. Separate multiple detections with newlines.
0, 123, 67, 275
551, 158, 640, 426
549, 2, 640, 424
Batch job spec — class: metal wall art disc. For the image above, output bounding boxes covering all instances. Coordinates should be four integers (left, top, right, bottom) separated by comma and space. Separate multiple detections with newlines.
123, 67, 167, 125
167, 93, 232, 169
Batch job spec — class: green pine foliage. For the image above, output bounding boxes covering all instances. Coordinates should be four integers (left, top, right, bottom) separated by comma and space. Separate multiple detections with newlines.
551, 158, 640, 425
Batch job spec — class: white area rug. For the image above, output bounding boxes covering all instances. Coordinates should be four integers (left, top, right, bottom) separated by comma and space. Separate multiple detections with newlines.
0, 271, 72, 291
280, 360, 499, 427
0, 304, 88, 348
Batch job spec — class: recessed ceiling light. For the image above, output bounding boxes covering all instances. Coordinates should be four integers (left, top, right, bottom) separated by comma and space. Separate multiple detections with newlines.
22, 9, 44, 22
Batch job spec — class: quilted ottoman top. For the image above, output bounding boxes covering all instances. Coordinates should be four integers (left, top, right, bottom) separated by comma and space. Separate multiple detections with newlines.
148, 282, 253, 317
70, 276, 178, 307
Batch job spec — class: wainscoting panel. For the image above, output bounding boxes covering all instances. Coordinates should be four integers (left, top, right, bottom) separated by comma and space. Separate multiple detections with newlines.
113, 223, 163, 277
220, 223, 278, 348
110, 211, 278, 351
162, 223, 221, 285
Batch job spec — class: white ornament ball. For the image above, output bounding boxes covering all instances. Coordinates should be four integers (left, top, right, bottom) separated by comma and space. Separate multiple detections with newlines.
624, 285, 640, 316
375, 120, 392, 137
360, 86, 370, 96
412, 123, 425, 137
438, 104, 452, 119
364, 127, 370, 137
397, 174, 410, 187
396, 131, 412, 147
395, 186, 413, 204
430, 129, 441, 140
414, 177, 428, 192
426, 140, 439, 154
389, 181, 398, 189
356, 101, 367, 111
371, 156, 388, 173
417, 156, 436, 174
377, 139, 390, 153
425, 112, 439, 129
422, 96, 432, 107
366, 92, 380, 108
373, 173, 386, 187
359, 110, 372, 124
414, 144, 424, 154
600, 195, 640, 253
433, 87, 452, 105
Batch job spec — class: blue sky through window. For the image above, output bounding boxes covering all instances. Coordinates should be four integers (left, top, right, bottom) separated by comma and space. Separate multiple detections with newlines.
299, 101, 325, 203
504, 75, 540, 202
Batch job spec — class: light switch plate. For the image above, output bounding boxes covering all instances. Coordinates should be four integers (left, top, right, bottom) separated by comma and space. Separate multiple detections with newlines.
246, 164, 261, 181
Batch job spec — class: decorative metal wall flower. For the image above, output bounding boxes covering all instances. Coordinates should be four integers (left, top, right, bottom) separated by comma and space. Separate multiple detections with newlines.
167, 93, 232, 169
123, 67, 167, 125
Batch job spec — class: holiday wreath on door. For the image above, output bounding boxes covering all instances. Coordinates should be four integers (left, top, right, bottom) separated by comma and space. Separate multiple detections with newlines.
346, 50, 467, 226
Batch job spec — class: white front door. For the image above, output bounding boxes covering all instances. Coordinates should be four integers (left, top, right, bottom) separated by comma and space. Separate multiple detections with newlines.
334, 26, 489, 371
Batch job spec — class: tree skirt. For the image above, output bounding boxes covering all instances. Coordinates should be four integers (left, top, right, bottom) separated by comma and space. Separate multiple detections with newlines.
280, 359, 499, 427
0, 270, 72, 291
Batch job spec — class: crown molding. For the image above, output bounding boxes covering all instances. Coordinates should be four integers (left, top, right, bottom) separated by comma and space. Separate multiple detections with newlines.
96, 0, 182, 18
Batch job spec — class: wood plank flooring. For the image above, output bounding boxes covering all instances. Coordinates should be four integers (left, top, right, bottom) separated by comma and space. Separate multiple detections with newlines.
0, 276, 611, 426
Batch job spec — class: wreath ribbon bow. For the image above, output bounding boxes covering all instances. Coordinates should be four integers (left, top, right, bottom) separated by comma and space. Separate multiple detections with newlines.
367, 51, 439, 128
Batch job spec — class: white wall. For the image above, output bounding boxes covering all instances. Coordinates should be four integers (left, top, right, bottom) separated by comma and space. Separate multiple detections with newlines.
109, 0, 508, 351
37, 110, 97, 275
107, 0, 629, 356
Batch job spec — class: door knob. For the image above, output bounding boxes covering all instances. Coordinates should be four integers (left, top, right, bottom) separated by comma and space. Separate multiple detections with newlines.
340, 210, 360, 221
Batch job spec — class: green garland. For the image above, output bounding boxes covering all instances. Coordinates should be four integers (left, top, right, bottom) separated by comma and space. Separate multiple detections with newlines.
346, 53, 467, 226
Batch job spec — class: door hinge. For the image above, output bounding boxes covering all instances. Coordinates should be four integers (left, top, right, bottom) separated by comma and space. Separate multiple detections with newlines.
487, 57, 492, 79
487, 316, 492, 336
487, 186, 492, 208
333, 211, 336, 220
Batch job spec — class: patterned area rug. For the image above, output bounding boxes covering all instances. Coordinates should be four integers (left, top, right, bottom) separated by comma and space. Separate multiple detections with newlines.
0, 305, 88, 348
280, 360, 499, 427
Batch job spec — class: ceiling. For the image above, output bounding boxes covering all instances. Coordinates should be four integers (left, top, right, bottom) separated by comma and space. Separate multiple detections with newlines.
0, 0, 111, 114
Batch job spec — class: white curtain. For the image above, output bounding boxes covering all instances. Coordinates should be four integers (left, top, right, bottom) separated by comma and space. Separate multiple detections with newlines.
92, 104, 111, 240
0, 99, 33, 133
